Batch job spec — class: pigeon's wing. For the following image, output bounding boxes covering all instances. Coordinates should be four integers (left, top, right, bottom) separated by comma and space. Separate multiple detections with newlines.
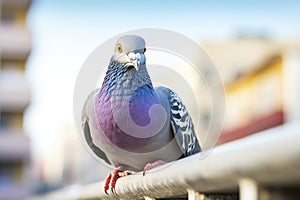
157, 87, 201, 156
81, 89, 111, 165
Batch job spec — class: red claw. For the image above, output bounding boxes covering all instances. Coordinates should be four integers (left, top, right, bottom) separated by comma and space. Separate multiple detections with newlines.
109, 171, 119, 194
103, 168, 131, 194
143, 160, 167, 176
104, 172, 112, 194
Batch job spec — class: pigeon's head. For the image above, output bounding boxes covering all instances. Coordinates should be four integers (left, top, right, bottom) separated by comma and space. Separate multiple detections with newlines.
112, 35, 146, 71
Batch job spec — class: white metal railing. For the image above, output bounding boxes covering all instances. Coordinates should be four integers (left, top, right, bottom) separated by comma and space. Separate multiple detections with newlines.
29, 121, 300, 200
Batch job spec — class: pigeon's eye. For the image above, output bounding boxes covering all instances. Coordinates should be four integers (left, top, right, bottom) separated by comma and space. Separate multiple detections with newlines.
117, 44, 123, 53
143, 48, 146, 53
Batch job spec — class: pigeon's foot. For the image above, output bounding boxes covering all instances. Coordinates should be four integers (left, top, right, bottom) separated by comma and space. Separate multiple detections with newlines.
143, 160, 167, 176
104, 166, 131, 194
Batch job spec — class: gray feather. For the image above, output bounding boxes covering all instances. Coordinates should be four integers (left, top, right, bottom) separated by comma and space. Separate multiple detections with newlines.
155, 87, 201, 156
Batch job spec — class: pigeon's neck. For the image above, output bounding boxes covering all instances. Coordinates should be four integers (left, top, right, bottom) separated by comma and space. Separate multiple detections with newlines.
101, 61, 153, 99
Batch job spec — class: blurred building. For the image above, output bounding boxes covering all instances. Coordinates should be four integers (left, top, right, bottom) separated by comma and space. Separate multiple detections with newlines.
202, 37, 300, 144
61, 125, 111, 186
0, 0, 32, 199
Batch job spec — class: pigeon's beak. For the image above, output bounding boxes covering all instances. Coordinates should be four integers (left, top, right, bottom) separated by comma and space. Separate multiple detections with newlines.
125, 52, 141, 71
125, 62, 139, 71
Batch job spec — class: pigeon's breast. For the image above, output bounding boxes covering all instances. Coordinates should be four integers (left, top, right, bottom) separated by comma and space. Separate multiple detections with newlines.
95, 84, 159, 150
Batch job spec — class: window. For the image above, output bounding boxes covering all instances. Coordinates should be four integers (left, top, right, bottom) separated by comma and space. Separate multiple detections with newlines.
0, 10, 15, 24
0, 162, 23, 186
0, 60, 25, 72
0, 6, 26, 25
0, 111, 23, 132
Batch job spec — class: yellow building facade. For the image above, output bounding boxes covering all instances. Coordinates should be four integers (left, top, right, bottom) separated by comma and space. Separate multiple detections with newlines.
220, 55, 284, 144
203, 38, 300, 145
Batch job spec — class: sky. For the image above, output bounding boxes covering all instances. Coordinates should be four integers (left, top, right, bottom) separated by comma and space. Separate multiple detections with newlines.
24, 0, 300, 170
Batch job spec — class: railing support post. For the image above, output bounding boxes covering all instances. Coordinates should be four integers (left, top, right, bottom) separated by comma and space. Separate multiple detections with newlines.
187, 189, 208, 200
239, 178, 259, 200
144, 196, 156, 200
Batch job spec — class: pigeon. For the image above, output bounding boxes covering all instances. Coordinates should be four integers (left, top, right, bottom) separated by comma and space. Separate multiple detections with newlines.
81, 35, 201, 194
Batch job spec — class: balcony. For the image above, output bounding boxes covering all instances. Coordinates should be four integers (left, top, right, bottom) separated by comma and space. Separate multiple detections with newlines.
0, 70, 31, 111
0, 131, 30, 161
0, 24, 31, 60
